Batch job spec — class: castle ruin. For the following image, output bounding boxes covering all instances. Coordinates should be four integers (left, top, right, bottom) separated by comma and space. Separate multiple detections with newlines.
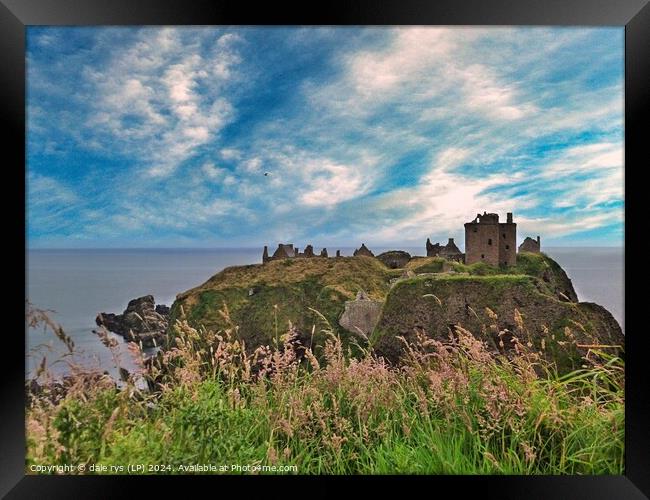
464, 212, 516, 267
425, 238, 441, 257
262, 243, 330, 263
519, 235, 541, 253
353, 243, 375, 257
262, 212, 537, 269
426, 237, 463, 262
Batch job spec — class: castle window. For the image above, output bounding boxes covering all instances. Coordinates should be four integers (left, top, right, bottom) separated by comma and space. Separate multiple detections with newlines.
506, 245, 509, 250
481, 254, 485, 259
502, 233, 506, 238
488, 239, 492, 245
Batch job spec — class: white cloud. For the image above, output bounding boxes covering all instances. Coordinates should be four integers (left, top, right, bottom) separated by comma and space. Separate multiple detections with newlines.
459, 64, 538, 120
299, 161, 367, 207
210, 28, 622, 244
238, 157, 263, 174
532, 141, 624, 211
183, 126, 210, 141
540, 142, 622, 178
365, 149, 527, 243
83, 28, 242, 178
517, 212, 623, 239
223, 175, 238, 187
312, 27, 536, 123
28, 173, 78, 206
346, 28, 459, 98
434, 147, 471, 171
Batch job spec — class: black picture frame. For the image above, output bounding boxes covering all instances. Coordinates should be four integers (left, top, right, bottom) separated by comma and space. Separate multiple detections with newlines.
3, 0, 648, 497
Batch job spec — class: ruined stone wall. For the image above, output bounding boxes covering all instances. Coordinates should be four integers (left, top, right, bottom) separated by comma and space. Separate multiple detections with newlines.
353, 244, 375, 257
426, 238, 442, 257
263, 243, 330, 263
519, 237, 541, 253
498, 222, 517, 266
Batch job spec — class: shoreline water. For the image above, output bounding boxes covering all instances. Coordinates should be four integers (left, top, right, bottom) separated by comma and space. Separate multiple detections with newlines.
26, 246, 623, 378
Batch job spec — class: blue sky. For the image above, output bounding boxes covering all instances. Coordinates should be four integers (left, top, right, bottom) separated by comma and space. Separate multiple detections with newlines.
26, 27, 624, 249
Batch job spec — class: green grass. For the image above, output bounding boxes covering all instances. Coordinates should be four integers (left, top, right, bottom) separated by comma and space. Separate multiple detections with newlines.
397, 273, 534, 286
27, 310, 624, 475
407, 257, 446, 273
405, 252, 573, 297
41, 375, 621, 474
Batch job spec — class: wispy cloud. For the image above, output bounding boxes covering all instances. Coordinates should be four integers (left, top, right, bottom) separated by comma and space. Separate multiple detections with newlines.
27, 173, 81, 235
82, 28, 241, 178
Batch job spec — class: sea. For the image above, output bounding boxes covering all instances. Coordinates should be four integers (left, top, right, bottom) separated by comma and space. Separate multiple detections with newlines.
26, 247, 624, 378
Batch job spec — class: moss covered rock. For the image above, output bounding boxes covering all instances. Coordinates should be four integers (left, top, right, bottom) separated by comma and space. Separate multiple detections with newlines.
169, 256, 393, 349
372, 274, 623, 372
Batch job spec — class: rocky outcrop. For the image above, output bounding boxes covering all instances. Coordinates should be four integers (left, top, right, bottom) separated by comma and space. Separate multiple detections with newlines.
376, 250, 411, 269
27, 372, 116, 405
373, 275, 624, 373
519, 252, 578, 302
339, 290, 384, 336
96, 295, 169, 347
155, 304, 170, 315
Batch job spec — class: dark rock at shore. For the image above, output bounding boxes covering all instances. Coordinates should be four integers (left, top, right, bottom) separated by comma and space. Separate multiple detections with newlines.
27, 372, 116, 406
96, 295, 169, 348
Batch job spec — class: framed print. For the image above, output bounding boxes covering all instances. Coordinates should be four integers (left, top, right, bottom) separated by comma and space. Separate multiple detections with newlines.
3, 0, 649, 497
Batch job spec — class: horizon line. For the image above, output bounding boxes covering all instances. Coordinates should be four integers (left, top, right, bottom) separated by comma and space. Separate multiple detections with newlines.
27, 244, 625, 251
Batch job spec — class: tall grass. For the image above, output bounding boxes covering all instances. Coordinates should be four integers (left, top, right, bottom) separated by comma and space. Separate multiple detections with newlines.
26, 302, 624, 475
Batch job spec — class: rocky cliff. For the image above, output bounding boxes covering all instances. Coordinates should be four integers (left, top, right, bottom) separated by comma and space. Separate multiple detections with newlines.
168, 252, 622, 372
372, 274, 622, 371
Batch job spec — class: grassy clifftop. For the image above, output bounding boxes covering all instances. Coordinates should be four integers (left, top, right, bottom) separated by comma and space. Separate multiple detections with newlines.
170, 256, 395, 348
406, 252, 578, 302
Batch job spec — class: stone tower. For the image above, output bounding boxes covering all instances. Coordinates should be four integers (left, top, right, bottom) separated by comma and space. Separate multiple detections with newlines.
464, 212, 516, 267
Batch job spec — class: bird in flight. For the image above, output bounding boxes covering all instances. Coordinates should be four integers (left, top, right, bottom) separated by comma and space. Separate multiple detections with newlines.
264, 172, 270, 176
